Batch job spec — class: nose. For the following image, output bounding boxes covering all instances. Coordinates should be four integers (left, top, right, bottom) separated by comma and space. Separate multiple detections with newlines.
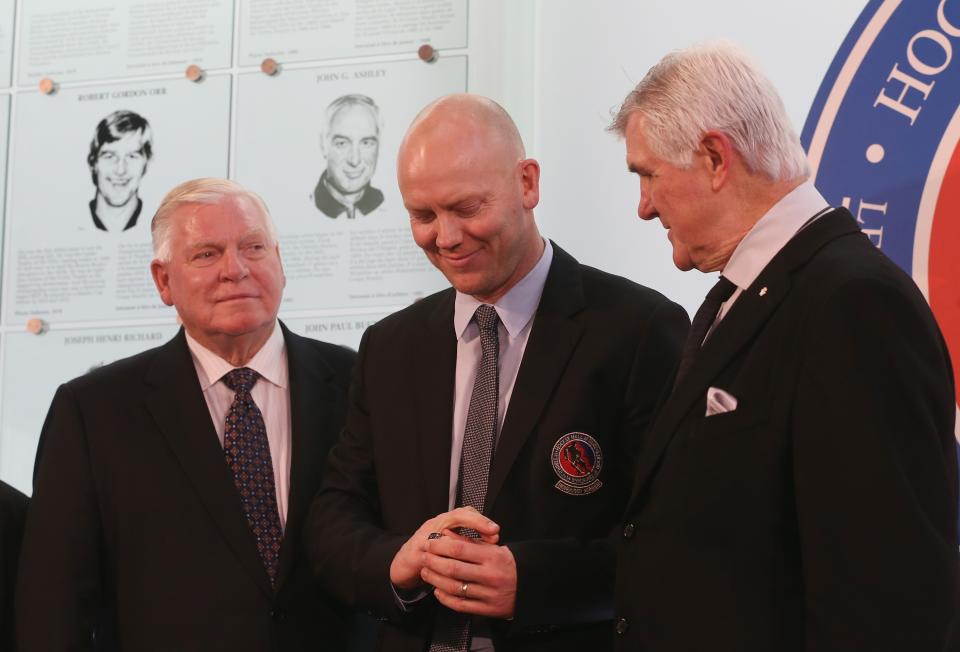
434, 213, 463, 250
638, 190, 658, 221
115, 155, 128, 175
219, 248, 249, 281
347, 144, 361, 166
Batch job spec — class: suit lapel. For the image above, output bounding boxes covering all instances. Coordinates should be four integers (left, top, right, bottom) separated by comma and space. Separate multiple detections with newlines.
144, 330, 273, 598
486, 244, 585, 512
629, 209, 863, 501
276, 323, 337, 589
414, 291, 459, 516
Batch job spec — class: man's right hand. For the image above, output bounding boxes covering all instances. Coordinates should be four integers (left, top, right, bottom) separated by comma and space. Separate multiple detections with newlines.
389, 507, 500, 590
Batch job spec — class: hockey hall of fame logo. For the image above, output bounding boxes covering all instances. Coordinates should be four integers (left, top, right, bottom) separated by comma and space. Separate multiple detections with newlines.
551, 432, 604, 496
801, 0, 960, 460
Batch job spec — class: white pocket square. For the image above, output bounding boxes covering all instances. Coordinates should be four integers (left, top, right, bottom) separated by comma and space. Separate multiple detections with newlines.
705, 387, 738, 417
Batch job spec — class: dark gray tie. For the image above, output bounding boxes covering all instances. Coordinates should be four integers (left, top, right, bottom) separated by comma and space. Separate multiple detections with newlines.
430, 304, 500, 652
673, 275, 736, 390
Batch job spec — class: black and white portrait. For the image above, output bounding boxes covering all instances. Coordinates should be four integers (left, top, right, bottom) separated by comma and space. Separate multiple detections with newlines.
87, 110, 153, 232
313, 94, 383, 219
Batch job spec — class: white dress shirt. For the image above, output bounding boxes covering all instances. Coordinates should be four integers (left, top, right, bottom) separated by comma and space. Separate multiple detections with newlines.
715, 181, 830, 328
439, 238, 553, 652
185, 321, 292, 528
448, 239, 553, 509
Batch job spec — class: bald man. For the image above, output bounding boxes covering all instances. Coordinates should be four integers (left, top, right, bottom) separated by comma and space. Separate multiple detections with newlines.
305, 94, 689, 651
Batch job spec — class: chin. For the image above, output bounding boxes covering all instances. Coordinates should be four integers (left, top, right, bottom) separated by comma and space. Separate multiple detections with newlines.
445, 274, 487, 297
214, 315, 274, 337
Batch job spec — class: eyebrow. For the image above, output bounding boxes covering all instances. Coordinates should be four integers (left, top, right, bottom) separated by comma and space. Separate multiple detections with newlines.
404, 192, 484, 212
627, 161, 651, 175
185, 230, 269, 249
186, 240, 223, 251
448, 196, 481, 209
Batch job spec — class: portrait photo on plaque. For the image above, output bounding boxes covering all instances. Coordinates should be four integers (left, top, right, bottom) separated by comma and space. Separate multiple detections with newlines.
235, 56, 467, 313
5, 76, 231, 324
86, 109, 153, 233
313, 94, 385, 221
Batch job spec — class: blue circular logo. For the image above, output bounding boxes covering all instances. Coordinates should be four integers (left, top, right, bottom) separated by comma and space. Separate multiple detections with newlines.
802, 0, 960, 454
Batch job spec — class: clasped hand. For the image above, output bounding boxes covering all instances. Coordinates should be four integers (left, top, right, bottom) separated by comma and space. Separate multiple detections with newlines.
389, 506, 517, 619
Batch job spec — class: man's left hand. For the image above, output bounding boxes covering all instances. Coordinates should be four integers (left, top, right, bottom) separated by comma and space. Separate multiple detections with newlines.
421, 531, 517, 619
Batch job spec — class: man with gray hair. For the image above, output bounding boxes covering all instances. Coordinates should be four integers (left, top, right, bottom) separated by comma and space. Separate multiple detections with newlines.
17, 178, 357, 651
313, 94, 385, 219
610, 42, 958, 651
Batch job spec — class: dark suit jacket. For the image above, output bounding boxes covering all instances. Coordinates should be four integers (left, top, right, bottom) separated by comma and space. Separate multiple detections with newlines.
305, 244, 689, 651
615, 209, 959, 651
16, 324, 356, 652
1, 481, 28, 651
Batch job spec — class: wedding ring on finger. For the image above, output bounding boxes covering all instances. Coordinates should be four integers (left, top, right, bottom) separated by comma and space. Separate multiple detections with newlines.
458, 582, 469, 598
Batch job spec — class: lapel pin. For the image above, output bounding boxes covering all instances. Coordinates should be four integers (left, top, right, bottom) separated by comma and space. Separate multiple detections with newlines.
759, 286, 768, 296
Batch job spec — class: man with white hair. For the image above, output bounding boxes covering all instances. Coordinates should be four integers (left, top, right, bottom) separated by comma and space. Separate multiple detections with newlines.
610, 43, 958, 651
17, 178, 357, 651
313, 94, 385, 219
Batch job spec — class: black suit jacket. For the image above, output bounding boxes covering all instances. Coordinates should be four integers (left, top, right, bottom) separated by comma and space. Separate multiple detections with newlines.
16, 324, 356, 652
615, 209, 959, 651
1, 481, 28, 651
306, 244, 689, 651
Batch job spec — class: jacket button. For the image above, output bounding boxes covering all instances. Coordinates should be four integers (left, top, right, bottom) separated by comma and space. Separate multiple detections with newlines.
616, 617, 629, 634
622, 523, 635, 539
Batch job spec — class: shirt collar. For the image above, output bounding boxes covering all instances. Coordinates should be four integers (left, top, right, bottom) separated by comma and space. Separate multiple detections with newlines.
722, 180, 829, 291
185, 321, 287, 391
453, 239, 553, 340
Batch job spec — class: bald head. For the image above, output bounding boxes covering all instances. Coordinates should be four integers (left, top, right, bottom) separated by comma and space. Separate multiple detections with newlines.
398, 93, 543, 304
398, 94, 525, 176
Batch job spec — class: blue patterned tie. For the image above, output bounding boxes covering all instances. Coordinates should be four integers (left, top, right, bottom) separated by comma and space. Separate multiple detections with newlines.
222, 367, 283, 586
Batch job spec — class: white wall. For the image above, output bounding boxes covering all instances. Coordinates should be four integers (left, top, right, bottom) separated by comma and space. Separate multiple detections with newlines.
530, 0, 866, 315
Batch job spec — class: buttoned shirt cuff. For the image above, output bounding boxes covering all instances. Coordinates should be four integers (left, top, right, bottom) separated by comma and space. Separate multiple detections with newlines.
390, 582, 429, 612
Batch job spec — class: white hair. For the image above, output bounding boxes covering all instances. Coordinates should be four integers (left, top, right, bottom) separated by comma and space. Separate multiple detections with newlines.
609, 41, 809, 181
151, 178, 278, 262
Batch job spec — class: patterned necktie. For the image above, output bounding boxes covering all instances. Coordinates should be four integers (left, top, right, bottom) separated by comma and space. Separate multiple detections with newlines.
222, 367, 283, 587
429, 304, 500, 652
673, 275, 737, 390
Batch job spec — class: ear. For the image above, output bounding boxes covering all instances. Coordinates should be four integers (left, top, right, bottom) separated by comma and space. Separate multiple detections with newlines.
150, 259, 175, 307
275, 244, 287, 288
697, 131, 734, 191
518, 158, 541, 210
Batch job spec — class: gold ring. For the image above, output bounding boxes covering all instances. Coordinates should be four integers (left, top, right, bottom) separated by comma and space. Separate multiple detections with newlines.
458, 582, 469, 597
